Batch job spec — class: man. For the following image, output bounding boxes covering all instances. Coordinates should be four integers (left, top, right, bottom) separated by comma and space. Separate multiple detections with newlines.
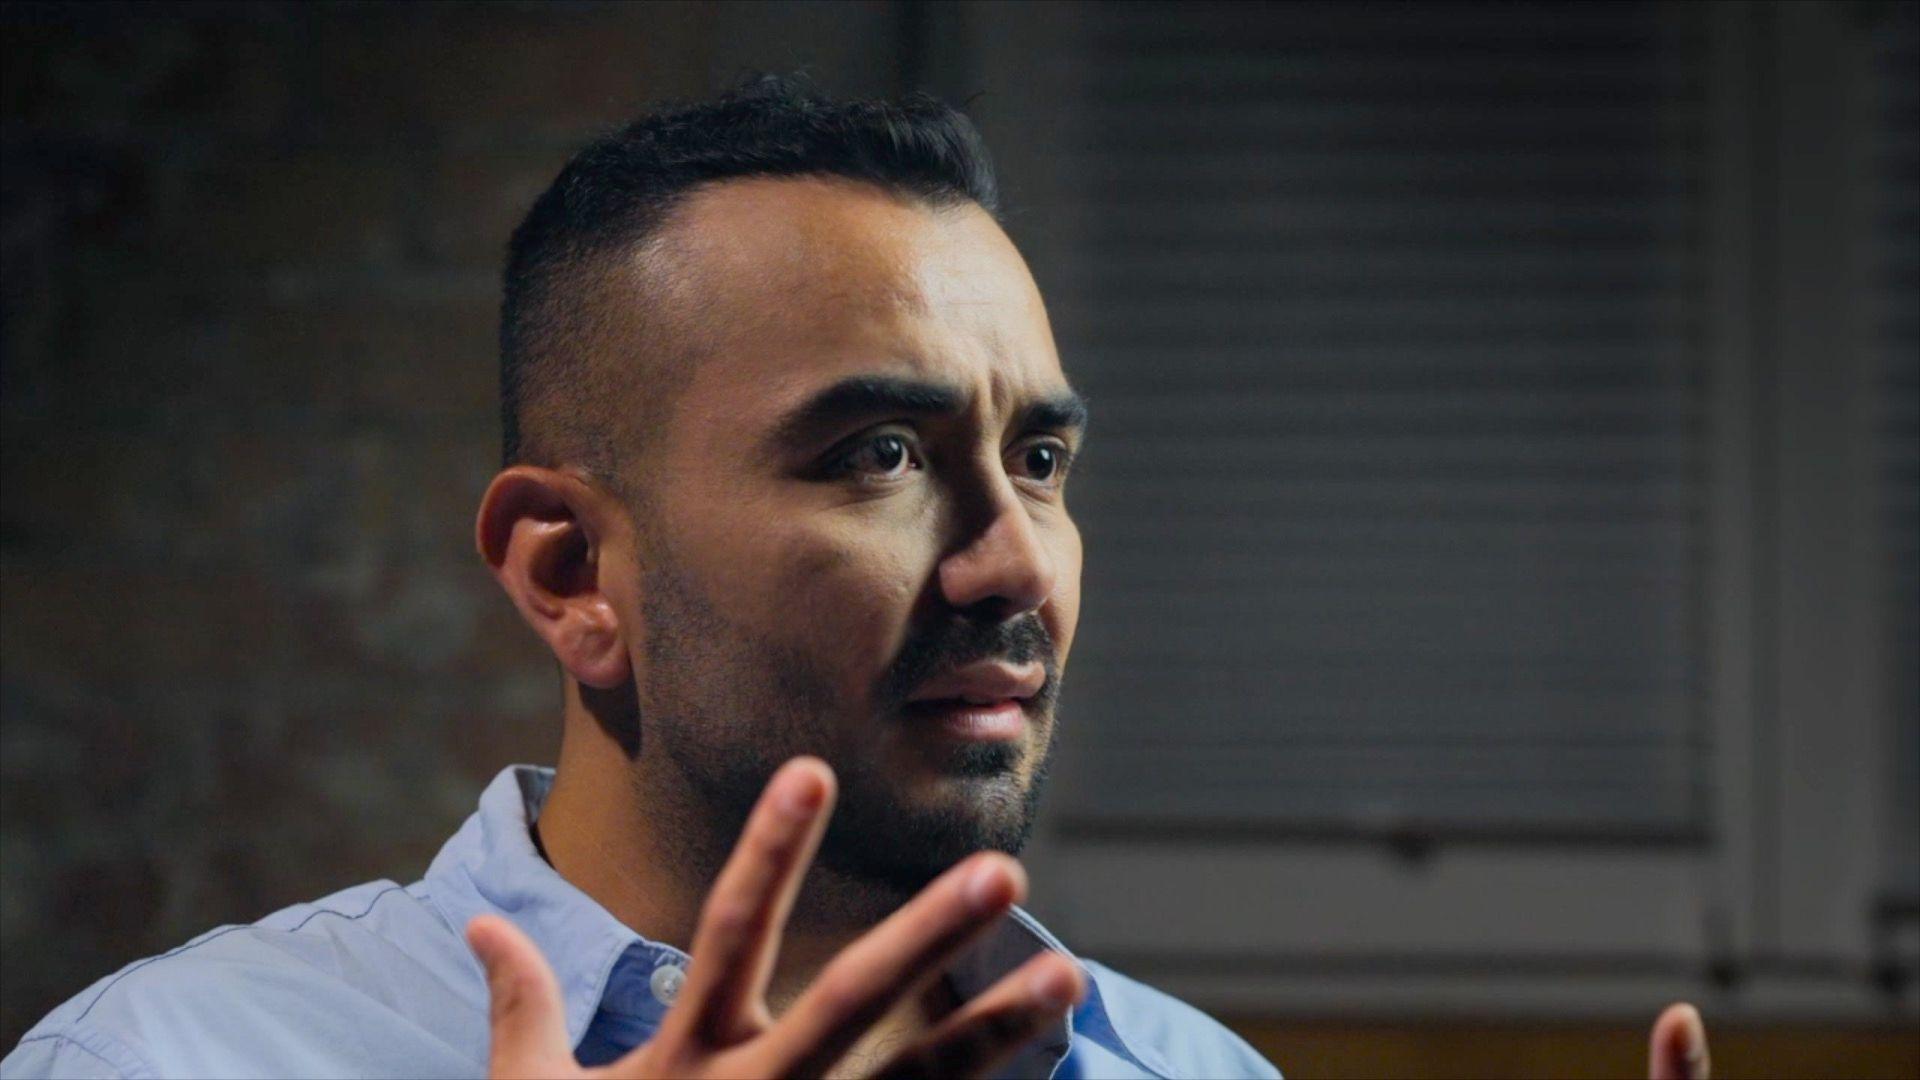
4, 78, 1708, 1079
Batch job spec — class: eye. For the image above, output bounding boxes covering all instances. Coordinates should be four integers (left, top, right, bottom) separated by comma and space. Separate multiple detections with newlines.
1010, 438, 1073, 487
831, 431, 919, 481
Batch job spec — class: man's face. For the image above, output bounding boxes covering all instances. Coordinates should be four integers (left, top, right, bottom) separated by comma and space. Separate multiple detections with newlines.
614, 177, 1084, 895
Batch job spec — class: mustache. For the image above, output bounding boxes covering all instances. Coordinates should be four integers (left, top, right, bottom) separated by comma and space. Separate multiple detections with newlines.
877, 611, 1060, 711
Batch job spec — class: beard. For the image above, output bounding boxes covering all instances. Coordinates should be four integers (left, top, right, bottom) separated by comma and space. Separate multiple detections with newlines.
635, 555, 1062, 903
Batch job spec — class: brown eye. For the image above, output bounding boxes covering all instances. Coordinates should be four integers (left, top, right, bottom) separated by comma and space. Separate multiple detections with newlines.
1012, 439, 1072, 486
870, 434, 908, 472
835, 432, 917, 479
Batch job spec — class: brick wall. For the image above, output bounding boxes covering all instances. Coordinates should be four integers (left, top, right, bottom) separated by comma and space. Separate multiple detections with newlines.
0, 0, 905, 1046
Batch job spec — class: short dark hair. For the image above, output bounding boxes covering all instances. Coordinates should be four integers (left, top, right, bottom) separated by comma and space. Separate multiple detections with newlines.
498, 75, 1001, 477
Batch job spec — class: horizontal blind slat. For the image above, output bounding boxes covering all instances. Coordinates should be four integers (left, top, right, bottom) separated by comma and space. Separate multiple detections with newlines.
1037, 1, 1708, 835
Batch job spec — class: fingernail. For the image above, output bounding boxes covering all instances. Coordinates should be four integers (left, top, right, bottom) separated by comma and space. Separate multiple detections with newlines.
965, 860, 1010, 913
776, 768, 824, 819
1680, 1006, 1709, 1067
1029, 965, 1077, 1009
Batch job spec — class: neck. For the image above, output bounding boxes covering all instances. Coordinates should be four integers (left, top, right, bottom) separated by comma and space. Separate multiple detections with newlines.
534, 681, 914, 1011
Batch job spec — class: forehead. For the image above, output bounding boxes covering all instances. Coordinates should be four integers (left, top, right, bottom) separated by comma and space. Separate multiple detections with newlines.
650, 175, 1066, 426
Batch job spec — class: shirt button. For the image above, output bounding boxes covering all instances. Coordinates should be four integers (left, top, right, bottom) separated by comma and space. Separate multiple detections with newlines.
650, 963, 686, 1007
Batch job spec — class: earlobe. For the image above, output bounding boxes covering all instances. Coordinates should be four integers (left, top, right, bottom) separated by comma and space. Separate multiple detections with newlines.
555, 586, 631, 691
476, 467, 634, 689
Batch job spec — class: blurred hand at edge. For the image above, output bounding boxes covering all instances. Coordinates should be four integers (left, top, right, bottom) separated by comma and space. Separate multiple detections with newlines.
1649, 1002, 1711, 1080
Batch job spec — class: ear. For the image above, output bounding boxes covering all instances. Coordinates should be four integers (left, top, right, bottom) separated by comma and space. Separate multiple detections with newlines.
476, 466, 632, 690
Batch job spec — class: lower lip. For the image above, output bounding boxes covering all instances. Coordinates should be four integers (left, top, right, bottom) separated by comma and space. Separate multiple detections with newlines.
905, 699, 1027, 741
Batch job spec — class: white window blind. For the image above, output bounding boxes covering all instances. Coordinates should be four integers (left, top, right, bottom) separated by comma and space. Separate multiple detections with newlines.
1036, 2, 1711, 836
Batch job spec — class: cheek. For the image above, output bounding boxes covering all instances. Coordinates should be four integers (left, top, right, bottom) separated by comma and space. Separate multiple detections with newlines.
1045, 525, 1084, 667
757, 519, 932, 663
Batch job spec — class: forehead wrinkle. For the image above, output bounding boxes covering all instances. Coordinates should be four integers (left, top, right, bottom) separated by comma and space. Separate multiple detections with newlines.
811, 272, 932, 325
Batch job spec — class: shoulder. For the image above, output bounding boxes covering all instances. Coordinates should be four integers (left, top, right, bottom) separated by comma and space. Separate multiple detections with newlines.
1074, 959, 1282, 1079
3, 880, 481, 1079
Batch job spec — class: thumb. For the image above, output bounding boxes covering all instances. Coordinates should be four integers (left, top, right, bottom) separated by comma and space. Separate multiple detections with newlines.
468, 914, 578, 1079
1648, 1002, 1710, 1080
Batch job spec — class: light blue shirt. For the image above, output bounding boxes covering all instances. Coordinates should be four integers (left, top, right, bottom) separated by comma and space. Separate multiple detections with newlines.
4, 766, 1280, 1079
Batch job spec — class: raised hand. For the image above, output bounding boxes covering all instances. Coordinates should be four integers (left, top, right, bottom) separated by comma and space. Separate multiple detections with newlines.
466, 757, 1086, 1079
1648, 1002, 1710, 1080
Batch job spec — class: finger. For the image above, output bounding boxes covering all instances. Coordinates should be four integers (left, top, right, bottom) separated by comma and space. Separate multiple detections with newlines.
665, 756, 835, 1047
1648, 1002, 1710, 1080
759, 851, 1026, 1078
873, 952, 1084, 1080
467, 915, 577, 1079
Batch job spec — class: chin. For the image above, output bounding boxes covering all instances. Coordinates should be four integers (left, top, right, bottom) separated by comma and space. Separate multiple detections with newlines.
816, 763, 1042, 892
918, 737, 1024, 777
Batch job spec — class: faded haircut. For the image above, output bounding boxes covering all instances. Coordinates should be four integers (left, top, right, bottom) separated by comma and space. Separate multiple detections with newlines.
497, 74, 1001, 484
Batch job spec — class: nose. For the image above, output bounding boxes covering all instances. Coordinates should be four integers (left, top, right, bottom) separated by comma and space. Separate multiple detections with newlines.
938, 493, 1058, 619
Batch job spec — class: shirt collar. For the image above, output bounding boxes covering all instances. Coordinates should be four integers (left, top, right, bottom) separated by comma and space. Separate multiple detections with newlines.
426, 765, 1082, 1065
426, 765, 643, 1047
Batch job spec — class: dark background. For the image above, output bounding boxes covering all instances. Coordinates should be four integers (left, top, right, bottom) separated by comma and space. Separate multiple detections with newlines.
3, 3, 1916, 1077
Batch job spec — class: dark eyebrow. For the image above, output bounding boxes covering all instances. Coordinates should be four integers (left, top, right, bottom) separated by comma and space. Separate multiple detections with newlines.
769, 375, 968, 449
1022, 391, 1090, 438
